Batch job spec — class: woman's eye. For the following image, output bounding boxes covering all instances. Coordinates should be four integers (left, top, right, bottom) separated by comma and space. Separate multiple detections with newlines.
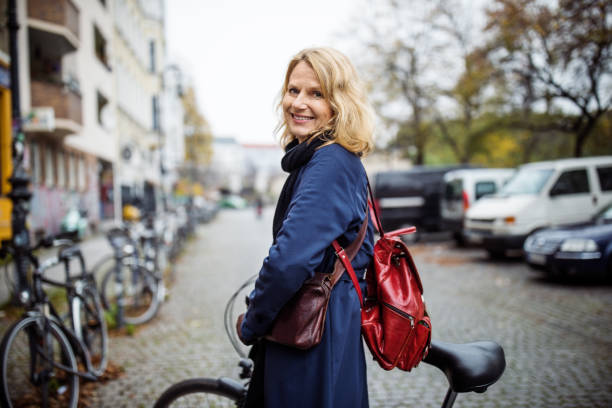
313, 91, 323, 98
288, 88, 299, 95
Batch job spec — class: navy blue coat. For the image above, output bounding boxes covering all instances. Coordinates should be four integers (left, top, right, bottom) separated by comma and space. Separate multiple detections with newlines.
241, 143, 374, 408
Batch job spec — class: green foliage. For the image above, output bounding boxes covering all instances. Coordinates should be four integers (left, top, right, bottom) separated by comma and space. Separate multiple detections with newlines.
104, 305, 118, 330
103, 304, 136, 336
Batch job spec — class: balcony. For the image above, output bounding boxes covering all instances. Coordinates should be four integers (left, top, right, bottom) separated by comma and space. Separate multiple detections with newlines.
27, 0, 80, 54
28, 79, 82, 137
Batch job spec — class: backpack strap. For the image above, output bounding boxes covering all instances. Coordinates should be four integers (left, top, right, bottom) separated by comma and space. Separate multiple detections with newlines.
366, 177, 385, 236
331, 213, 368, 306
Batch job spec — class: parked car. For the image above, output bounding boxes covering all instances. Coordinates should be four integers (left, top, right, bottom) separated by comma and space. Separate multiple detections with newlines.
523, 202, 612, 279
219, 195, 248, 209
464, 156, 612, 257
373, 165, 471, 235
440, 168, 515, 244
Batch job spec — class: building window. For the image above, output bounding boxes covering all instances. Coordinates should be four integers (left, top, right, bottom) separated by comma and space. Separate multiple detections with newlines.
30, 142, 41, 184
78, 156, 86, 191
149, 40, 156, 73
94, 25, 109, 68
152, 95, 160, 131
44, 145, 54, 187
68, 153, 76, 190
97, 91, 109, 127
57, 150, 65, 188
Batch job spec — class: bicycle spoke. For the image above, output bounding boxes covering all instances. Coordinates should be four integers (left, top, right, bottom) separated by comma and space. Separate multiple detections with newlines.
1, 318, 79, 407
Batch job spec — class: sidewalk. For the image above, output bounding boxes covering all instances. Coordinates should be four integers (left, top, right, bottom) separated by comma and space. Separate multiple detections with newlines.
0, 232, 114, 306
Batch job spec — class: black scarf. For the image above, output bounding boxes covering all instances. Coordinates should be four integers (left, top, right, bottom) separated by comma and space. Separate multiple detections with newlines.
272, 136, 326, 241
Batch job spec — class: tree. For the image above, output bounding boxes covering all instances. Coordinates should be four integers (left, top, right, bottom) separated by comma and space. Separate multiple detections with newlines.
484, 0, 612, 157
429, 0, 509, 163
181, 87, 213, 173
352, 0, 442, 164
352, 0, 507, 164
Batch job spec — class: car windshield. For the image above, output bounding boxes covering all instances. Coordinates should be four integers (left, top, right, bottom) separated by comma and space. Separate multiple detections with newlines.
499, 168, 553, 196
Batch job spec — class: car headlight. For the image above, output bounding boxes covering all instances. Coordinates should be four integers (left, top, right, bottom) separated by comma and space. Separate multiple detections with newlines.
559, 238, 598, 252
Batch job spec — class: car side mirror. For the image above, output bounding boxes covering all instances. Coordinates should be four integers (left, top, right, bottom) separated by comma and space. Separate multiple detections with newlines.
549, 181, 570, 197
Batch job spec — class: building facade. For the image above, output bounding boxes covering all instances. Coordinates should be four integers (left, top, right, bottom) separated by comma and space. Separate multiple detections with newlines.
112, 0, 165, 213
3, 0, 179, 239
19, 0, 118, 237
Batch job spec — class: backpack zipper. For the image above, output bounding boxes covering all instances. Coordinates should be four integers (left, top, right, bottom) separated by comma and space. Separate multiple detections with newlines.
381, 301, 415, 328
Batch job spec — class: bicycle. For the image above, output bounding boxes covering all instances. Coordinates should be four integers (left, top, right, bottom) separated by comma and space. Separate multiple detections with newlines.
153, 274, 506, 407
92, 224, 163, 327
0, 235, 108, 408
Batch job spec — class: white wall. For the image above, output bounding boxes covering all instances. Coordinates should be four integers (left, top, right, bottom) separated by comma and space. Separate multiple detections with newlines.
64, 0, 118, 162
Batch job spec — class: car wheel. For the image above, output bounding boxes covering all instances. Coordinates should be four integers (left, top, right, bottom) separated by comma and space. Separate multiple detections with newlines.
547, 263, 564, 280
486, 249, 505, 259
453, 232, 465, 247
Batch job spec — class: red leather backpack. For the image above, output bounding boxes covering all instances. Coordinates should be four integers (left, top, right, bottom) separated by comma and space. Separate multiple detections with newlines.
335, 184, 431, 371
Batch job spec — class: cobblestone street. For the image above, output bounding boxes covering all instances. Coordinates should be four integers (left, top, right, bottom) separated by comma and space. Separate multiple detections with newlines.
58, 209, 612, 407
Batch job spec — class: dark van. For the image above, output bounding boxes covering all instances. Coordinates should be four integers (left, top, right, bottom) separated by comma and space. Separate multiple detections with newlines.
373, 166, 470, 233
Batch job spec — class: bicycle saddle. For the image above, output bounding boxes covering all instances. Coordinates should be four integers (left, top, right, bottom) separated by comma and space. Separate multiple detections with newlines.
423, 340, 506, 393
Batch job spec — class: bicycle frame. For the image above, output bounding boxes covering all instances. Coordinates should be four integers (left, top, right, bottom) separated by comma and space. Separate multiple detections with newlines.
105, 224, 165, 328
26, 252, 99, 380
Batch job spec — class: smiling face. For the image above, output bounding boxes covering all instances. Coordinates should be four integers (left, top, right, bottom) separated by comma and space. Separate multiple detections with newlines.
282, 61, 333, 143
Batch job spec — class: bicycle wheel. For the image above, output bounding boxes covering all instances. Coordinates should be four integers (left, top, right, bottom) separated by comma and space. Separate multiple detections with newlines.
71, 285, 108, 376
0, 316, 79, 408
91, 255, 115, 310
101, 264, 161, 325
153, 377, 246, 408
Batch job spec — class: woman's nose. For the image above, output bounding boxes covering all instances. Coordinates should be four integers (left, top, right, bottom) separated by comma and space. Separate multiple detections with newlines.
292, 92, 307, 109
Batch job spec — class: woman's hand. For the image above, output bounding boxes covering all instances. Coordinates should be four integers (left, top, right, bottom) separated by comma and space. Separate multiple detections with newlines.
236, 313, 253, 345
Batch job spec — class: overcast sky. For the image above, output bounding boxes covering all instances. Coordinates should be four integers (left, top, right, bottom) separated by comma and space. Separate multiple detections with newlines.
165, 0, 356, 145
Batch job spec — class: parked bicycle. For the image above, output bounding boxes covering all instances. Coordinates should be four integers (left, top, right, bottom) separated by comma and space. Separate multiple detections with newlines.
92, 223, 164, 327
153, 275, 506, 407
0, 234, 108, 408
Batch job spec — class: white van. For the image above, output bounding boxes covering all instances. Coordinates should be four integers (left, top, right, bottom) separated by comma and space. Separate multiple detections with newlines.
464, 156, 612, 257
440, 168, 515, 244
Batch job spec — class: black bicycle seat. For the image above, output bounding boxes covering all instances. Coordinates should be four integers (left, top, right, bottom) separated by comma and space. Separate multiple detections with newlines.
423, 340, 506, 393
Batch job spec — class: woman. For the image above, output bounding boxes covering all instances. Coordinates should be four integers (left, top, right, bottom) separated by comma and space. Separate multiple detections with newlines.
238, 47, 375, 408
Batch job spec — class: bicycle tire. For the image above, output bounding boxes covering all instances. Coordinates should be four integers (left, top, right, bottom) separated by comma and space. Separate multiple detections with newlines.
101, 263, 161, 325
0, 316, 79, 408
153, 377, 246, 408
71, 284, 108, 376
91, 254, 115, 310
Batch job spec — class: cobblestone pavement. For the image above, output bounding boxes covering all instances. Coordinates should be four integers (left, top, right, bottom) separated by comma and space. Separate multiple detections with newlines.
7, 208, 610, 407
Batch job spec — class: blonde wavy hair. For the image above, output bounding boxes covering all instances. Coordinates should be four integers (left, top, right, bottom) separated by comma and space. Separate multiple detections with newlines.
276, 47, 375, 156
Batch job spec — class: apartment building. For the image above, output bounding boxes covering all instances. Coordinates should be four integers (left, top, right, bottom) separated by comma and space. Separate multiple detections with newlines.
19, 0, 118, 237
2, 0, 180, 239
112, 0, 165, 212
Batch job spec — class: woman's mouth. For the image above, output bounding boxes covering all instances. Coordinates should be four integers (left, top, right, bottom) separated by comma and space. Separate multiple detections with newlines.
291, 113, 314, 122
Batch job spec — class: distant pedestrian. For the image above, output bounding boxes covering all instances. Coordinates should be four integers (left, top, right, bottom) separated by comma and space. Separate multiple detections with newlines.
255, 196, 263, 219
237, 47, 375, 408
